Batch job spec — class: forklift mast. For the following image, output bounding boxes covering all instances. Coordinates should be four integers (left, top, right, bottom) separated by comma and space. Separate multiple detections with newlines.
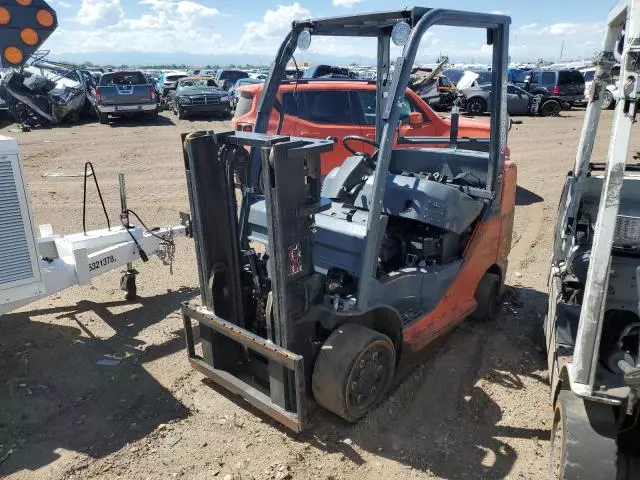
558, 0, 640, 397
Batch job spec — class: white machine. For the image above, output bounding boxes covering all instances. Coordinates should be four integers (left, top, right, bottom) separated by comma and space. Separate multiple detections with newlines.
0, 135, 189, 317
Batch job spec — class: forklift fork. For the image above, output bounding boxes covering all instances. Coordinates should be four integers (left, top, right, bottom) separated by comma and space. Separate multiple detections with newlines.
181, 130, 332, 432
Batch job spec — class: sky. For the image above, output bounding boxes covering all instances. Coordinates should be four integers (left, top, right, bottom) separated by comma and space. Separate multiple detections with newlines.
44, 0, 617, 64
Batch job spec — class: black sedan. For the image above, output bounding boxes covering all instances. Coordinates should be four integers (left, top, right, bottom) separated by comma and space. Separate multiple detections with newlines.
171, 77, 232, 119
459, 83, 562, 117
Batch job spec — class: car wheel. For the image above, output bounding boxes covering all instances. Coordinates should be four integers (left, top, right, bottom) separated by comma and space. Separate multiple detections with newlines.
97, 112, 108, 124
177, 108, 184, 120
466, 97, 486, 115
541, 100, 561, 117
602, 90, 615, 110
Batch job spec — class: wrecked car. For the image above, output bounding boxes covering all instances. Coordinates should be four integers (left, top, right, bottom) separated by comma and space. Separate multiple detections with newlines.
409, 59, 456, 111
0, 61, 93, 128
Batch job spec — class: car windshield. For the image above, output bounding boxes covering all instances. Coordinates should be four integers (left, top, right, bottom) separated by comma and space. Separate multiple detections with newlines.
236, 79, 263, 87
166, 75, 187, 82
559, 70, 585, 84
220, 71, 248, 82
443, 69, 464, 83
100, 71, 147, 86
179, 79, 217, 88
467, 71, 492, 85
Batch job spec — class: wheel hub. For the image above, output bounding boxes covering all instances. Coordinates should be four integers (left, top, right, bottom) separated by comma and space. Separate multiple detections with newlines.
346, 344, 391, 412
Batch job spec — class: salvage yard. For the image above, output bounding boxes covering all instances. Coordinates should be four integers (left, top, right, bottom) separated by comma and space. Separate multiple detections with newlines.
0, 109, 635, 480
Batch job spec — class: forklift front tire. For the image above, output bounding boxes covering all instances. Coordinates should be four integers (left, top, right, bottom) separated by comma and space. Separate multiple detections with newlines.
312, 323, 395, 423
549, 390, 618, 480
470, 272, 500, 321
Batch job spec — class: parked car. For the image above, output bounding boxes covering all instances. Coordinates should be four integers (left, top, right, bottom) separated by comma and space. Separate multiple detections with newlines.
229, 78, 264, 108
232, 79, 491, 175
522, 69, 585, 106
459, 83, 562, 116
579, 65, 620, 109
95, 70, 158, 124
157, 71, 189, 95
214, 69, 249, 91
171, 76, 232, 119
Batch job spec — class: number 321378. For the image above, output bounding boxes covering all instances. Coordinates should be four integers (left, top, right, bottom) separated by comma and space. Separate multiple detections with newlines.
89, 255, 116, 271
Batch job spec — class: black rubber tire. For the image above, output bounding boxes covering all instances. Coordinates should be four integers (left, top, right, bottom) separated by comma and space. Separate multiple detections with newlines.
177, 108, 184, 120
98, 112, 108, 124
549, 390, 618, 480
470, 272, 500, 321
602, 90, 615, 110
541, 100, 562, 117
466, 97, 486, 115
148, 109, 159, 121
312, 323, 396, 423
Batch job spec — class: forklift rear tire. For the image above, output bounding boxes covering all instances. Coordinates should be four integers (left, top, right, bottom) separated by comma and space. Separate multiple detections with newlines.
549, 390, 618, 480
470, 272, 500, 321
312, 323, 396, 423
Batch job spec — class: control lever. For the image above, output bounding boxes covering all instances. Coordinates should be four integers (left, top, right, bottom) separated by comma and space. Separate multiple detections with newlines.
450, 104, 459, 148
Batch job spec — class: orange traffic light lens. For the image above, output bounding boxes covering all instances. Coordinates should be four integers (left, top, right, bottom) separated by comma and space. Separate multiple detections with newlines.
16, 0, 33, 6
0, 7, 10, 25
36, 9, 54, 27
21, 28, 39, 46
5, 46, 24, 65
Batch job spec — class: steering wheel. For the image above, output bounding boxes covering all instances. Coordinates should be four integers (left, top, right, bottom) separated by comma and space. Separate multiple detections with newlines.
342, 135, 380, 169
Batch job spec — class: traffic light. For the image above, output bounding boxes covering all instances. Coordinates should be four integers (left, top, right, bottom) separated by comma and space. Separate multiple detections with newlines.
0, 0, 57, 68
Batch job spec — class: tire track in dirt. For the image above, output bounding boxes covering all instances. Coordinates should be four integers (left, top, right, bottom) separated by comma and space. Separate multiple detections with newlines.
509, 200, 546, 272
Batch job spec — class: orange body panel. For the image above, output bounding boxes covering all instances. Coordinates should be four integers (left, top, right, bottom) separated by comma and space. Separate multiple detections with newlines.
403, 159, 517, 352
232, 81, 490, 175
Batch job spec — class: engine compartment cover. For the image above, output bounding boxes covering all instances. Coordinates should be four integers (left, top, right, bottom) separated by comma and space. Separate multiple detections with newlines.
353, 174, 485, 234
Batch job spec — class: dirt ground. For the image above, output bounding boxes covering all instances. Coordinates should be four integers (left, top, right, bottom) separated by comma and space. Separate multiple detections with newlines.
0, 108, 635, 480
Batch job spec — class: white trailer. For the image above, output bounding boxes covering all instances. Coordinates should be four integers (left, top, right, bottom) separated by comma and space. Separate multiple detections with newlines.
0, 135, 189, 317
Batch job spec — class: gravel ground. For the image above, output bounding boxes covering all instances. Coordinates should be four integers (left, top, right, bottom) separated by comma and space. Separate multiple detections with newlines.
0, 108, 635, 480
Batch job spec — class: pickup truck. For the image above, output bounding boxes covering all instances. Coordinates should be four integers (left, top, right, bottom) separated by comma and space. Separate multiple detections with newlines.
95, 71, 158, 124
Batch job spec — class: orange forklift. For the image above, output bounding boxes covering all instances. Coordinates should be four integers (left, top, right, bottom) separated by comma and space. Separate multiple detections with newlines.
181, 7, 516, 431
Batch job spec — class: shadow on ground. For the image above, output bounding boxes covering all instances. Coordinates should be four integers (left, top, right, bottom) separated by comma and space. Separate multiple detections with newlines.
516, 185, 544, 206
0, 287, 198, 476
198, 285, 550, 480
107, 114, 175, 128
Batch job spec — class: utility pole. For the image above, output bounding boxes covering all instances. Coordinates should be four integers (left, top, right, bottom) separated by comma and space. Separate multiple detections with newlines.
560, 39, 565, 59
